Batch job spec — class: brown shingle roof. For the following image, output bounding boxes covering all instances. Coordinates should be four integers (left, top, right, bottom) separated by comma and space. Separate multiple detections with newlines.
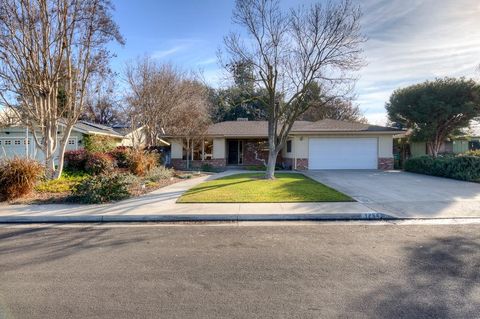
206, 119, 402, 137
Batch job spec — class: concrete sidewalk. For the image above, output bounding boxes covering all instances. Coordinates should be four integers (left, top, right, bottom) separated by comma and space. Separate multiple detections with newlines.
0, 170, 383, 223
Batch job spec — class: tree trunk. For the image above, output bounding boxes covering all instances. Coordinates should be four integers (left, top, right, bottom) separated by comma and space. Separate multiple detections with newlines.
54, 126, 75, 179
265, 149, 278, 179
427, 141, 440, 158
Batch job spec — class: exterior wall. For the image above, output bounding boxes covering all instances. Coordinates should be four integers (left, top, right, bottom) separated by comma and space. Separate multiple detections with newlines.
410, 142, 426, 157
171, 158, 226, 170
378, 135, 393, 158
213, 138, 225, 159
410, 140, 469, 157
0, 127, 83, 162
282, 136, 308, 159
378, 157, 394, 170
121, 128, 147, 148
170, 139, 183, 159
295, 158, 309, 170
453, 140, 469, 154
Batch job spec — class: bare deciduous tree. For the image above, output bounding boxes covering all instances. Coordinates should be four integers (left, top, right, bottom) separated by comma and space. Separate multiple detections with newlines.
223, 0, 366, 178
0, 0, 123, 178
81, 74, 124, 125
125, 58, 211, 164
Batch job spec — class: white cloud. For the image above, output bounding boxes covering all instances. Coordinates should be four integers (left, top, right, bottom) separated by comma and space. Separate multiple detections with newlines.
151, 46, 184, 59
356, 0, 480, 121
196, 57, 217, 66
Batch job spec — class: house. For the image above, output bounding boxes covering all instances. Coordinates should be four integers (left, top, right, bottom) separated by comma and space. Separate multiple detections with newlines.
112, 125, 170, 148
0, 121, 124, 162
167, 119, 403, 170
394, 129, 478, 158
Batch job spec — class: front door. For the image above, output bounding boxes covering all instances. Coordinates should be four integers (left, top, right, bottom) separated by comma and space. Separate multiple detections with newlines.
228, 140, 239, 165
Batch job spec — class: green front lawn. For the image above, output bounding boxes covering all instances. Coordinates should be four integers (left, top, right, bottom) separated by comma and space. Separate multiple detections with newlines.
177, 173, 353, 203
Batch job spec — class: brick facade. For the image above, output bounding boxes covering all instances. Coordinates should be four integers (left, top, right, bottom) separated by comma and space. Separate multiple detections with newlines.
378, 157, 394, 170
295, 158, 309, 170
171, 158, 227, 170
243, 140, 282, 166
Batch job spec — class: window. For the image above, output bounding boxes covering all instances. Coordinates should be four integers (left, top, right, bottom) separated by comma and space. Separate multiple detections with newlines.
286, 140, 292, 153
68, 139, 76, 145
203, 139, 213, 160
14, 140, 21, 145
5, 140, 11, 145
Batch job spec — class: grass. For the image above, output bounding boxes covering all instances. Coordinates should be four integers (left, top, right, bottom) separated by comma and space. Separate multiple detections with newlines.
177, 173, 353, 203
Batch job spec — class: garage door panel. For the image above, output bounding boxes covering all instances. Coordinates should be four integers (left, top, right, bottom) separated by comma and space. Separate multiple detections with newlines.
308, 138, 377, 169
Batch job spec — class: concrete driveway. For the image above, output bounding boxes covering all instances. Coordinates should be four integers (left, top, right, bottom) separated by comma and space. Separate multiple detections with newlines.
305, 170, 480, 218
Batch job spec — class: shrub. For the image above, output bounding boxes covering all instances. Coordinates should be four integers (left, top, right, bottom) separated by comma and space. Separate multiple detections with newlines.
127, 149, 158, 176
83, 135, 118, 153
70, 174, 131, 204
405, 155, 480, 182
85, 152, 115, 175
145, 166, 173, 182
109, 146, 131, 168
64, 149, 88, 171
0, 158, 44, 201
465, 150, 480, 157
122, 173, 142, 189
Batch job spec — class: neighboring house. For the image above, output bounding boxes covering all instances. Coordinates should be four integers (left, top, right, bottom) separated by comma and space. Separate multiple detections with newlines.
167, 119, 402, 170
0, 121, 123, 162
395, 122, 480, 158
112, 125, 170, 148
408, 139, 470, 157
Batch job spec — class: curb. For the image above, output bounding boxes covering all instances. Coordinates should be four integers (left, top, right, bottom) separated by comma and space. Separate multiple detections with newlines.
0, 212, 395, 223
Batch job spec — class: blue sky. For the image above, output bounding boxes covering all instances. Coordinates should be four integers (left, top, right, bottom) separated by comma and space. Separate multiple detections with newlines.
109, 0, 480, 125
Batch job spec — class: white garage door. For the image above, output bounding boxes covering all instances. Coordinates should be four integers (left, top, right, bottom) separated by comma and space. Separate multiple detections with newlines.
308, 138, 378, 169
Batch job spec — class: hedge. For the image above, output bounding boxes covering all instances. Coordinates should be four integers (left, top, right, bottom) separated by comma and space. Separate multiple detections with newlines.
404, 155, 480, 182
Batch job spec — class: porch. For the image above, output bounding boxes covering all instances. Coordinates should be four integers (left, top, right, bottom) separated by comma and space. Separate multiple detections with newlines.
169, 137, 281, 170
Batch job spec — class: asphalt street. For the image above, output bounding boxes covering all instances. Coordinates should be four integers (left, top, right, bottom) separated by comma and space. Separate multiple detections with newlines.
0, 223, 479, 319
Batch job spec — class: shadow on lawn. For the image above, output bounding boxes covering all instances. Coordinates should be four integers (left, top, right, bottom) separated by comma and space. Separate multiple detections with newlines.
349, 236, 480, 319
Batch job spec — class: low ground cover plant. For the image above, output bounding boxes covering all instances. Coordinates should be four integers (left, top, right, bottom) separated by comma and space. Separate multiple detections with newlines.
35, 170, 89, 193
